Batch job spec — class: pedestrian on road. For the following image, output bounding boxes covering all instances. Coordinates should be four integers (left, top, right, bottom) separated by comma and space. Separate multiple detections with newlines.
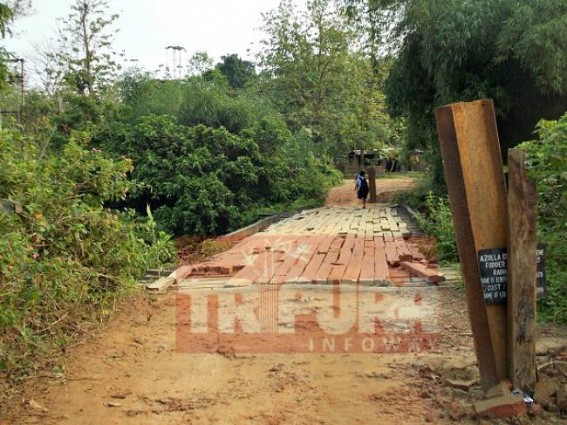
355, 170, 369, 208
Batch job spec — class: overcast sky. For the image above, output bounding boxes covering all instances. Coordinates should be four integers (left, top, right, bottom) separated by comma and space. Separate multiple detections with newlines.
3, 0, 298, 84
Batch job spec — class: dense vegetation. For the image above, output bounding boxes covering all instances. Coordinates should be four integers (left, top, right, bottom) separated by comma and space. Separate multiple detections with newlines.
344, 0, 567, 184
0, 0, 566, 385
520, 115, 567, 322
0, 130, 174, 375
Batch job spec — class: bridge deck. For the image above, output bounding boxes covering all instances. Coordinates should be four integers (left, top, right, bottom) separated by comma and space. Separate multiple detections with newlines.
178, 206, 444, 288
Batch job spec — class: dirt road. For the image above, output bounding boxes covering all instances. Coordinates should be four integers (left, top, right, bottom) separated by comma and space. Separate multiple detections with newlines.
325, 176, 417, 207
6, 176, 566, 425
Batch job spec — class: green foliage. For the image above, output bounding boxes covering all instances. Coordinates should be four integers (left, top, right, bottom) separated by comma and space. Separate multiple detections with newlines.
0, 129, 174, 376
519, 113, 567, 322
259, 0, 398, 161
412, 191, 458, 264
378, 0, 567, 189
178, 79, 257, 133
0, 2, 14, 92
214, 54, 256, 90
0, 3, 13, 38
97, 113, 341, 237
47, 0, 122, 98
118, 72, 185, 120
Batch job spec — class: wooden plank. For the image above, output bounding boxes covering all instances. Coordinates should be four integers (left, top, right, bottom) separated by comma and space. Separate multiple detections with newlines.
394, 238, 413, 262
256, 250, 287, 284
342, 238, 364, 284
435, 99, 508, 390
507, 148, 537, 393
374, 236, 390, 285
292, 235, 333, 283
271, 240, 303, 284
299, 252, 326, 284
329, 237, 345, 253
407, 243, 425, 262
400, 262, 446, 284
145, 276, 176, 292
387, 217, 399, 232
228, 250, 268, 286
284, 236, 320, 283
317, 236, 335, 254
359, 244, 375, 285
314, 251, 339, 284
329, 236, 354, 283
385, 240, 400, 266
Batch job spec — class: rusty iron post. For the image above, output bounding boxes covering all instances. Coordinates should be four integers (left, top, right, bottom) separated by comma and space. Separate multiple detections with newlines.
435, 99, 509, 390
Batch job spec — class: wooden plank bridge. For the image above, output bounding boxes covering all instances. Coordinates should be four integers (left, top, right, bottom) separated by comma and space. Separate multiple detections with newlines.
174, 205, 445, 289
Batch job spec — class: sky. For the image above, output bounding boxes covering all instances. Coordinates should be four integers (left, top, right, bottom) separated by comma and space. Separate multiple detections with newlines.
3, 0, 298, 85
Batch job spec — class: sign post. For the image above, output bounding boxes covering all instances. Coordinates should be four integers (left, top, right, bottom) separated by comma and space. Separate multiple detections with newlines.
368, 167, 377, 203
435, 99, 508, 390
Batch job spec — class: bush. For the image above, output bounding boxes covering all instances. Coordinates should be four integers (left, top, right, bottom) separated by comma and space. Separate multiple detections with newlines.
413, 191, 458, 264
519, 113, 567, 322
96, 114, 341, 237
0, 129, 174, 377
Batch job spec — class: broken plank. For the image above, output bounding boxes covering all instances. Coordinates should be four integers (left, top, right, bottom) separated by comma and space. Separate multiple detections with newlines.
394, 238, 413, 262
401, 261, 446, 284
385, 240, 400, 266
145, 276, 176, 292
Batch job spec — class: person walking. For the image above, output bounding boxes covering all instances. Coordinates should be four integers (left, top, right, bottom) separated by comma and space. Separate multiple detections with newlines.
354, 170, 369, 208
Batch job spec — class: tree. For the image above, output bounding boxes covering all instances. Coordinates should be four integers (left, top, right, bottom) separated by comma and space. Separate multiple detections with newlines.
48, 0, 122, 98
377, 0, 567, 178
215, 54, 256, 90
0, 2, 14, 91
259, 0, 395, 160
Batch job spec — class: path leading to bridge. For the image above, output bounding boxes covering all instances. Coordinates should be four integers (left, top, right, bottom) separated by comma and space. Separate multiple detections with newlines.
9, 176, 563, 425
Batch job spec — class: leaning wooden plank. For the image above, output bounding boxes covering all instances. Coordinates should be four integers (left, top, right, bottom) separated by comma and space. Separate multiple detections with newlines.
145, 276, 176, 292
400, 261, 446, 284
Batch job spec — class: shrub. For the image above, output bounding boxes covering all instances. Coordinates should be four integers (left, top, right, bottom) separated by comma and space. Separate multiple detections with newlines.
519, 113, 567, 322
413, 191, 458, 264
0, 129, 174, 377
97, 114, 341, 237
